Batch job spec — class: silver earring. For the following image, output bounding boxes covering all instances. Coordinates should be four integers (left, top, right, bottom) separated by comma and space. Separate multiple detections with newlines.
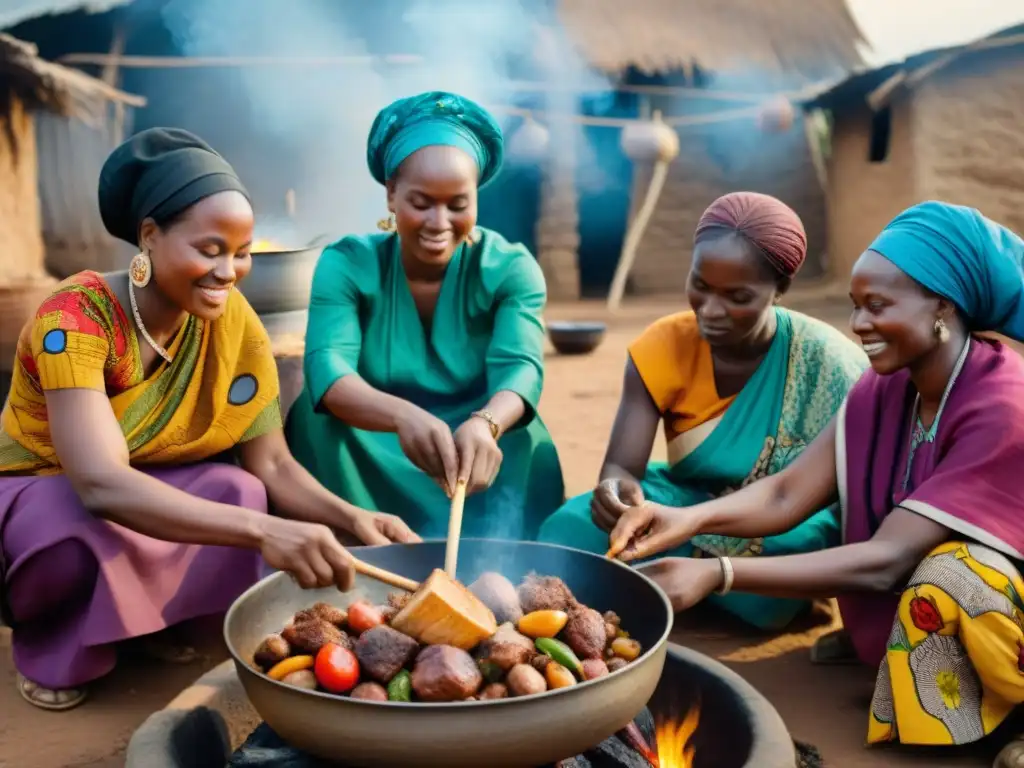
934, 318, 950, 343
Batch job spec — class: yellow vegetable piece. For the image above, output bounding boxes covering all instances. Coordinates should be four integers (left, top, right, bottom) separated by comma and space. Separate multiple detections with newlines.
545, 661, 577, 689
517, 609, 569, 638
611, 637, 641, 661
267, 654, 315, 681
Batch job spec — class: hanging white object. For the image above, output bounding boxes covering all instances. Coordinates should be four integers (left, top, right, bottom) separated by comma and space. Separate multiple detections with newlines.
620, 111, 680, 163
507, 116, 551, 163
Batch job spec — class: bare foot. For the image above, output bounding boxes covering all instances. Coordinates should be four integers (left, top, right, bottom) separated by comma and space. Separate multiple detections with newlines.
810, 628, 859, 665
17, 673, 88, 711
994, 736, 1024, 768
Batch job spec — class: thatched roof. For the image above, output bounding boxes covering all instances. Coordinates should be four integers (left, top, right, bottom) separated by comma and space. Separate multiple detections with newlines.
556, 0, 868, 83
802, 22, 1024, 112
0, 0, 131, 30
0, 32, 143, 122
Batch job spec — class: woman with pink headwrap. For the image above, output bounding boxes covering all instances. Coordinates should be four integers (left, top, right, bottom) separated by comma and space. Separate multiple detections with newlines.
538, 191, 867, 630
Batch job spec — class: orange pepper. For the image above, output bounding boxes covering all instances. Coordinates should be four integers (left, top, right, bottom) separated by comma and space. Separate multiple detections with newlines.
267, 655, 315, 681
517, 610, 569, 638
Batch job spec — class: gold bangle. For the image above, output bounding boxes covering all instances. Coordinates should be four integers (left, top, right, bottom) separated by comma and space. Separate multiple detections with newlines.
471, 409, 500, 440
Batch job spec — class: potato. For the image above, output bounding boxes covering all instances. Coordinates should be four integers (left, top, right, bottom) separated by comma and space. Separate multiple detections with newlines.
582, 659, 610, 681
281, 669, 318, 690
479, 682, 509, 700
253, 633, 291, 669
506, 663, 547, 697
350, 682, 389, 701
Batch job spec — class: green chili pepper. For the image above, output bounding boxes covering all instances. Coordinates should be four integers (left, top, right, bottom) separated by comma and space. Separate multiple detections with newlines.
387, 669, 412, 702
477, 659, 504, 685
535, 637, 583, 677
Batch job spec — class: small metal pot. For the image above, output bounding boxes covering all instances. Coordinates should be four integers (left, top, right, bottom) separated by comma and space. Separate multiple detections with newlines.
224, 539, 673, 767
236, 246, 321, 315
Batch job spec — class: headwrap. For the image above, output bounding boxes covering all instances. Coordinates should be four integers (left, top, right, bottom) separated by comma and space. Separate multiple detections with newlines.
98, 127, 250, 246
366, 91, 504, 188
694, 191, 808, 277
868, 201, 1024, 340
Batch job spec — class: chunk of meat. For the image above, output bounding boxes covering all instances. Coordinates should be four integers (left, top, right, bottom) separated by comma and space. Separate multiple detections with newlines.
479, 682, 509, 700
354, 625, 420, 684
517, 573, 575, 614
411, 645, 482, 702
282, 619, 350, 655
476, 622, 535, 671
468, 572, 523, 625
387, 591, 412, 611
292, 602, 347, 627
563, 603, 607, 660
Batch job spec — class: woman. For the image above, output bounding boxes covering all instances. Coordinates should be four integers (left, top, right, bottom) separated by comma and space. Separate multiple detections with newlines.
285, 91, 564, 541
0, 128, 417, 711
608, 201, 1024, 763
538, 192, 867, 631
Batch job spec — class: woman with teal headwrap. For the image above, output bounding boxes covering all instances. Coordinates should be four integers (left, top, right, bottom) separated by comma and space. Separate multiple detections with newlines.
284, 92, 565, 541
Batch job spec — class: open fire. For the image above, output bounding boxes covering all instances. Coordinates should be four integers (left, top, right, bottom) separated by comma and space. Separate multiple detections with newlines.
655, 701, 701, 768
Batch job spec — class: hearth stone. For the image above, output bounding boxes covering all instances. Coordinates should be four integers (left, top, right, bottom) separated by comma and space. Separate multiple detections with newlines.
227, 708, 658, 768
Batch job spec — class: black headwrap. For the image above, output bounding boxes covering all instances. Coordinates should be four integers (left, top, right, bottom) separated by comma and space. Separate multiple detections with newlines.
98, 127, 250, 246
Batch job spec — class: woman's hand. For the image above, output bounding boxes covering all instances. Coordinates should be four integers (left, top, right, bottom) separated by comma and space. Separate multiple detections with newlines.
344, 509, 422, 546
591, 477, 645, 532
453, 417, 503, 495
607, 502, 703, 561
258, 517, 356, 590
394, 404, 459, 494
636, 557, 723, 613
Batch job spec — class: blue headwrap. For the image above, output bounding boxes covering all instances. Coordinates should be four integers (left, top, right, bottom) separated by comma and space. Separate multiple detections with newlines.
868, 201, 1024, 340
366, 91, 504, 188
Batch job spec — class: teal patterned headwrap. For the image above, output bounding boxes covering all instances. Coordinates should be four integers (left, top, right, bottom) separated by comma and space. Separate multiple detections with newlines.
366, 91, 504, 187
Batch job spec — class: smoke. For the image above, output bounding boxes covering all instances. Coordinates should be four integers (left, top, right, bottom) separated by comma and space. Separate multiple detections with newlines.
157, 0, 612, 244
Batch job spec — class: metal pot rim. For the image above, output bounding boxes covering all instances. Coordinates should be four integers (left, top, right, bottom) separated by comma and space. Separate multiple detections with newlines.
224, 537, 674, 711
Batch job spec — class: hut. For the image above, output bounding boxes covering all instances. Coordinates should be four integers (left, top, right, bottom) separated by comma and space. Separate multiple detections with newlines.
801, 23, 1024, 283
0, 31, 142, 398
534, 0, 867, 300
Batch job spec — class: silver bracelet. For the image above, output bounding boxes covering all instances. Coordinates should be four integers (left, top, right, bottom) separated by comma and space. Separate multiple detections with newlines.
715, 556, 735, 595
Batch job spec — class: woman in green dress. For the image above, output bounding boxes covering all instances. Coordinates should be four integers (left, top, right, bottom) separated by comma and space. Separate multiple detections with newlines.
285, 92, 564, 541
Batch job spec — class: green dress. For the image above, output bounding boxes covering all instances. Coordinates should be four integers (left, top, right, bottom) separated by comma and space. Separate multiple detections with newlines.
285, 227, 565, 540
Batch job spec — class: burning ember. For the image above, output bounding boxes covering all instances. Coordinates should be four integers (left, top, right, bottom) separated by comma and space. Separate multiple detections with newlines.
655, 701, 700, 768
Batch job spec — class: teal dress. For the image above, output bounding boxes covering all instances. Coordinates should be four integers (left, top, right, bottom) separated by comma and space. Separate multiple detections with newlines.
538, 309, 868, 630
285, 228, 565, 541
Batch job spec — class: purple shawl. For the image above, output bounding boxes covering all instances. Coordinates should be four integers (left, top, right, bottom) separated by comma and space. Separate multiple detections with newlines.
836, 337, 1024, 665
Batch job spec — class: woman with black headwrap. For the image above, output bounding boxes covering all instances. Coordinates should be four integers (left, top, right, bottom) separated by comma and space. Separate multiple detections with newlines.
0, 128, 417, 711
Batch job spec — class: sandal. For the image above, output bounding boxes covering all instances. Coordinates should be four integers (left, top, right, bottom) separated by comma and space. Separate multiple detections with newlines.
995, 735, 1024, 768
810, 628, 859, 665
17, 673, 88, 711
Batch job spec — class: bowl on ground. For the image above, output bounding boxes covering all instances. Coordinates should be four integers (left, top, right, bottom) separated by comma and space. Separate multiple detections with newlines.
546, 321, 607, 355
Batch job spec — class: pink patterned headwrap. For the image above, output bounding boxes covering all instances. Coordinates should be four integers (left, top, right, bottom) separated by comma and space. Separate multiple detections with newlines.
694, 192, 807, 277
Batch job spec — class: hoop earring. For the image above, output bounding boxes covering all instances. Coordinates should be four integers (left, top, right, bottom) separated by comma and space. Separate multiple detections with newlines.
376, 213, 396, 233
934, 318, 950, 343
129, 251, 152, 288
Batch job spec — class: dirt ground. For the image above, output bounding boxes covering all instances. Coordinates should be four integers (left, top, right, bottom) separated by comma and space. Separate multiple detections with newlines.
0, 294, 1009, 767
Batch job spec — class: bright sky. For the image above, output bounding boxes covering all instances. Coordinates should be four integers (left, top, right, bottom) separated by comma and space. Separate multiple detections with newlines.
848, 0, 1024, 64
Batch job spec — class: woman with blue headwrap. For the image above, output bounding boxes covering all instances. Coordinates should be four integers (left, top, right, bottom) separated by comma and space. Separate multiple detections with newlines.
285, 92, 564, 541
602, 201, 1024, 763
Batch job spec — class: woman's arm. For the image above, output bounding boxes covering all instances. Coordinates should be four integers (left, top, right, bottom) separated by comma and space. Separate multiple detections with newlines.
237, 429, 419, 544
690, 417, 842, 538
48, 388, 267, 547
728, 506, 951, 598
600, 358, 661, 483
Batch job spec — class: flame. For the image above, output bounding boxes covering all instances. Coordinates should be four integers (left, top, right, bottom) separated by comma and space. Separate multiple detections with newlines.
655, 702, 700, 768
251, 238, 289, 253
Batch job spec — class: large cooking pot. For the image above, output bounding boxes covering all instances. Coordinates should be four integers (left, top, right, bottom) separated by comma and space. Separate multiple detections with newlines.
224, 539, 673, 767
236, 245, 321, 315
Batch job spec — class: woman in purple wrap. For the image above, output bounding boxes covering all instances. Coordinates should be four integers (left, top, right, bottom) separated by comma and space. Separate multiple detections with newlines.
0, 128, 417, 712
607, 201, 1024, 764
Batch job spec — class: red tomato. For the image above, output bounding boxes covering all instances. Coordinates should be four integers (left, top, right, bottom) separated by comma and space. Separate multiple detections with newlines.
315, 643, 360, 694
346, 600, 384, 635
